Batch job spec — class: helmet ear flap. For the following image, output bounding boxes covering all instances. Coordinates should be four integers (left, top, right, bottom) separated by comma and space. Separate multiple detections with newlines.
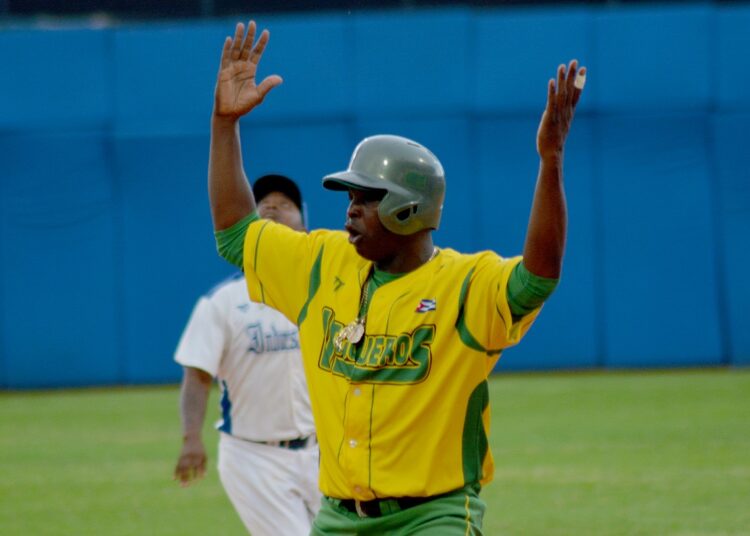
379, 195, 422, 234
396, 204, 420, 221
395, 207, 412, 222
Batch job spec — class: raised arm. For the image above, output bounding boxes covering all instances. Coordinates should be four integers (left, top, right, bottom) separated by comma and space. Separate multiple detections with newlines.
209, 21, 283, 231
522, 60, 586, 278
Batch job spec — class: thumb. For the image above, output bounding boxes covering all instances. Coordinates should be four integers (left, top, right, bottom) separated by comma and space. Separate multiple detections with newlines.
257, 75, 283, 100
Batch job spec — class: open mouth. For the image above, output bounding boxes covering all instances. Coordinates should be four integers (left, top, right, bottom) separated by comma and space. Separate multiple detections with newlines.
345, 224, 362, 245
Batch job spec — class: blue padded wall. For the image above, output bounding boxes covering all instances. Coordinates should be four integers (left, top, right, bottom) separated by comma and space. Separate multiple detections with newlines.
712, 113, 750, 365
0, 29, 112, 130
352, 9, 472, 117
113, 23, 225, 136
597, 113, 722, 367
114, 133, 228, 383
473, 9, 593, 114
0, 131, 120, 388
593, 5, 712, 112
0, 163, 3, 387
2, 3, 749, 388
717, 6, 750, 112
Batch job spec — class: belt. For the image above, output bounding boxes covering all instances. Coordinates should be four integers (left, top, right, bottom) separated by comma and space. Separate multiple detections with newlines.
337, 496, 434, 518
258, 436, 312, 450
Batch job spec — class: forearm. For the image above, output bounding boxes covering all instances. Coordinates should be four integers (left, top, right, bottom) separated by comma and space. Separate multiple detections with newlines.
208, 114, 256, 231
522, 153, 567, 278
179, 367, 213, 441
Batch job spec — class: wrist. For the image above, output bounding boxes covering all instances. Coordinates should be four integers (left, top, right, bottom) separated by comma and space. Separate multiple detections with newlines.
539, 149, 564, 164
211, 111, 240, 128
182, 432, 203, 443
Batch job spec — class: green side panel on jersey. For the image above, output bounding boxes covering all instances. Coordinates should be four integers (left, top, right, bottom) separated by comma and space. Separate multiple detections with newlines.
456, 269, 505, 357
455, 268, 495, 355
297, 246, 324, 326
462, 379, 490, 486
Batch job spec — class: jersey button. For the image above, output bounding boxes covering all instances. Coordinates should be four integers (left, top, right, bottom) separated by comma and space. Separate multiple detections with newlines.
353, 387, 361, 396
349, 439, 358, 448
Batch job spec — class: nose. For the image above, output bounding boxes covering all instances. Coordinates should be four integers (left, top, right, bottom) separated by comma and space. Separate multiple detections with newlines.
346, 199, 361, 219
259, 205, 279, 222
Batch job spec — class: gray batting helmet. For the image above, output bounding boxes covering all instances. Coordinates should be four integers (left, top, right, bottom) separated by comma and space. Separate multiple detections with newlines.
322, 135, 446, 235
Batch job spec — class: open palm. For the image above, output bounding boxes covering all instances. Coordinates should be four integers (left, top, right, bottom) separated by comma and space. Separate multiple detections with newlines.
537, 60, 585, 159
214, 21, 283, 119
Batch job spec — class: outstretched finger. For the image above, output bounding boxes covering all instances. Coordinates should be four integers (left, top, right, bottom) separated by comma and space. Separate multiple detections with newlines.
241, 21, 256, 61
219, 36, 232, 71
250, 29, 271, 65
565, 59, 578, 106
546, 78, 556, 113
230, 22, 245, 60
556, 63, 567, 106
572, 66, 587, 107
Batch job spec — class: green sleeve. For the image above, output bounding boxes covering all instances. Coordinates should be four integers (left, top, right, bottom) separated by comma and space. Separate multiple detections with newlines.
214, 212, 259, 268
507, 262, 560, 320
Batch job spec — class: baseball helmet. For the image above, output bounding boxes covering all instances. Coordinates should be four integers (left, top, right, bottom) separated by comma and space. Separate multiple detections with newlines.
322, 135, 445, 235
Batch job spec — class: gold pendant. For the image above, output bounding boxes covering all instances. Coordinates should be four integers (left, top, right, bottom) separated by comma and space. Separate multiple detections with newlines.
334, 325, 350, 353
334, 319, 364, 352
348, 321, 364, 344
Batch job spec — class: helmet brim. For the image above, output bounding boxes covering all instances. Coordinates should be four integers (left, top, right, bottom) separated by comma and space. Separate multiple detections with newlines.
322, 171, 410, 197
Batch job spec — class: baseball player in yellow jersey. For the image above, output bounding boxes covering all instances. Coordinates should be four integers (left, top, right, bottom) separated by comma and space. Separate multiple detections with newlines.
207, 21, 585, 534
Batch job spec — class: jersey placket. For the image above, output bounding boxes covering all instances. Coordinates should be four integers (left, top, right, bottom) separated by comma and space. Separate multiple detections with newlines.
341, 380, 373, 500
340, 272, 378, 500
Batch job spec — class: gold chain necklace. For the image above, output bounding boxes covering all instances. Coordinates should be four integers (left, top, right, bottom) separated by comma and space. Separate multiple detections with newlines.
333, 247, 438, 353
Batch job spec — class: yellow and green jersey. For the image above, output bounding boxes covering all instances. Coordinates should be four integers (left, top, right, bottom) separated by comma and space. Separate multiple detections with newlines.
243, 218, 540, 500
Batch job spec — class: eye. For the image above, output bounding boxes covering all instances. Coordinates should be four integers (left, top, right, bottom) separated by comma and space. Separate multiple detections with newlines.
362, 190, 386, 204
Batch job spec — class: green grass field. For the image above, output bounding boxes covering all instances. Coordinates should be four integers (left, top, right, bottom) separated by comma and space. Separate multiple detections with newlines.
1, 369, 749, 535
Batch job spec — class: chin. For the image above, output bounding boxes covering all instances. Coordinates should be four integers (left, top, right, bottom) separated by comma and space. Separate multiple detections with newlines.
353, 245, 371, 260
352, 242, 376, 262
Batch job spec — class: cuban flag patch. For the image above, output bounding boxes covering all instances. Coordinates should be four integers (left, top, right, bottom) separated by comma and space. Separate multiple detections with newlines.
415, 299, 437, 313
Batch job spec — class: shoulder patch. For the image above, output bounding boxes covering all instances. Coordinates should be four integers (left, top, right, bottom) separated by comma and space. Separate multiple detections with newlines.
415, 299, 436, 313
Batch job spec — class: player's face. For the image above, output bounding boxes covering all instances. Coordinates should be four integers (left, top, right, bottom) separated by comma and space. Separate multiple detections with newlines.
257, 192, 305, 231
345, 188, 402, 261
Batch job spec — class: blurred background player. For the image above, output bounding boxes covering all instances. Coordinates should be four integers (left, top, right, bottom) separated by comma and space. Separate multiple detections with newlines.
173, 174, 319, 536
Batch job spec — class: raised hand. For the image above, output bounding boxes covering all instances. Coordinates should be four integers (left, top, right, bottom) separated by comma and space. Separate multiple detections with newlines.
537, 60, 586, 160
214, 21, 283, 119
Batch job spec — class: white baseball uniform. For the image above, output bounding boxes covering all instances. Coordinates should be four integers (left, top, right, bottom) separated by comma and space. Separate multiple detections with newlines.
175, 272, 319, 535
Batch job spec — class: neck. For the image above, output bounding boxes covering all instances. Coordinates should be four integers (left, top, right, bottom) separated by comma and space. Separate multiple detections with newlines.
375, 233, 435, 274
